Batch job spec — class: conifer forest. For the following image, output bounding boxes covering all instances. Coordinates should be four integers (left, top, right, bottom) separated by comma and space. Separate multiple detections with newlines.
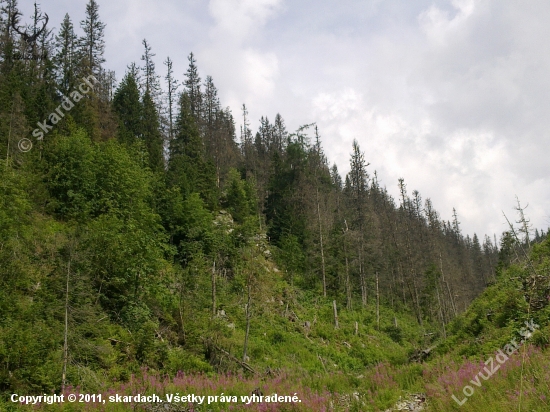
1, 1, 550, 411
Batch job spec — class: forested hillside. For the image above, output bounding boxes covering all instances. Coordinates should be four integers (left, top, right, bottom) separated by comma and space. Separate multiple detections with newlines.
1, 1, 535, 411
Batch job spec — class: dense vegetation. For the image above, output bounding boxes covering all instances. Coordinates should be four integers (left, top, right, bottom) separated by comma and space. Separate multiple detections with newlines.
1, 1, 548, 411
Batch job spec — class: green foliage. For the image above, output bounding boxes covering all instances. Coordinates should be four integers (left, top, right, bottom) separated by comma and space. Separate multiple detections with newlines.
42, 131, 157, 220
163, 191, 213, 261
496, 231, 516, 276
442, 237, 550, 362
494, 289, 524, 327
383, 325, 403, 344
531, 328, 549, 348
113, 69, 142, 144
83, 210, 170, 316
224, 168, 257, 223
276, 234, 306, 283
420, 263, 440, 320
165, 347, 213, 374
42, 130, 97, 219
168, 92, 218, 206
265, 141, 309, 245
141, 90, 164, 172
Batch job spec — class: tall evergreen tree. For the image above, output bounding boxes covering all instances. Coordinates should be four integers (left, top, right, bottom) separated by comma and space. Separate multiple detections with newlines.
0, 0, 18, 69
202, 76, 219, 162
113, 66, 142, 145
163, 56, 179, 142
140, 39, 161, 102
272, 113, 287, 154
348, 139, 369, 229
54, 14, 77, 94
168, 92, 216, 205
0, 0, 16, 39
184, 52, 201, 121
79, 0, 105, 74
141, 90, 164, 172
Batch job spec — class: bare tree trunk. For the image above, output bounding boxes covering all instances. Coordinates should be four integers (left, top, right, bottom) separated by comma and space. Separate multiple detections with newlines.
359, 247, 367, 307
445, 279, 457, 317
389, 266, 396, 310
405, 278, 421, 325
412, 274, 423, 327
62, 254, 71, 392
333, 300, 339, 329
376, 272, 380, 331
515, 196, 531, 247
5, 103, 14, 169
400, 270, 406, 305
345, 254, 352, 310
258, 212, 262, 232
360, 272, 367, 307
317, 189, 327, 298
211, 260, 216, 317
179, 280, 186, 344
440, 253, 457, 316
392, 225, 407, 307
343, 227, 352, 310
243, 273, 252, 362
436, 284, 447, 339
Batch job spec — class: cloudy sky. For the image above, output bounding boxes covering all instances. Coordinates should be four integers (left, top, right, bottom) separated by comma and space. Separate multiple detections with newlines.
20, 0, 550, 238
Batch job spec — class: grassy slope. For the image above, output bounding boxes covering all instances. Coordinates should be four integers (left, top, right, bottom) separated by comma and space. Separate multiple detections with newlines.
188, 235, 550, 411
422, 236, 550, 411
3, 210, 549, 411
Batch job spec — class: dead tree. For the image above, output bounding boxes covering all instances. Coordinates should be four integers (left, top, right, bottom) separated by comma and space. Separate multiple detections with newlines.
10, 6, 49, 61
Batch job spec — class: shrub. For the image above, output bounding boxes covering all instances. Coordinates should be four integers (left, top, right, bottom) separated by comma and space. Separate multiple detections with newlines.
383, 325, 403, 344
532, 329, 549, 348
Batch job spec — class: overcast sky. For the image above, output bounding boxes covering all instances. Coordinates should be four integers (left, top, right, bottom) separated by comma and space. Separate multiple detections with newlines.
20, 0, 550, 239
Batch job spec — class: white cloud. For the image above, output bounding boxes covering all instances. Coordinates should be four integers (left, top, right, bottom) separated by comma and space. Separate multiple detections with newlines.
197, 0, 282, 125
208, 0, 283, 42
418, 0, 475, 46
313, 89, 364, 121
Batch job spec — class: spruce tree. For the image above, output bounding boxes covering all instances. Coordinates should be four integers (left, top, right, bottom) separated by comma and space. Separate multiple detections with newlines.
0, 0, 17, 39
79, 0, 106, 74
54, 14, 78, 94
0, 0, 18, 69
113, 66, 142, 145
181, 69, 239, 188
202, 75, 219, 138
184, 52, 201, 121
140, 39, 161, 102
272, 113, 287, 154
168, 92, 216, 205
163, 56, 179, 142
141, 89, 164, 172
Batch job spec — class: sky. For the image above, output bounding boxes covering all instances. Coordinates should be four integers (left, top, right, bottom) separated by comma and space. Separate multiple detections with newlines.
19, 0, 550, 239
